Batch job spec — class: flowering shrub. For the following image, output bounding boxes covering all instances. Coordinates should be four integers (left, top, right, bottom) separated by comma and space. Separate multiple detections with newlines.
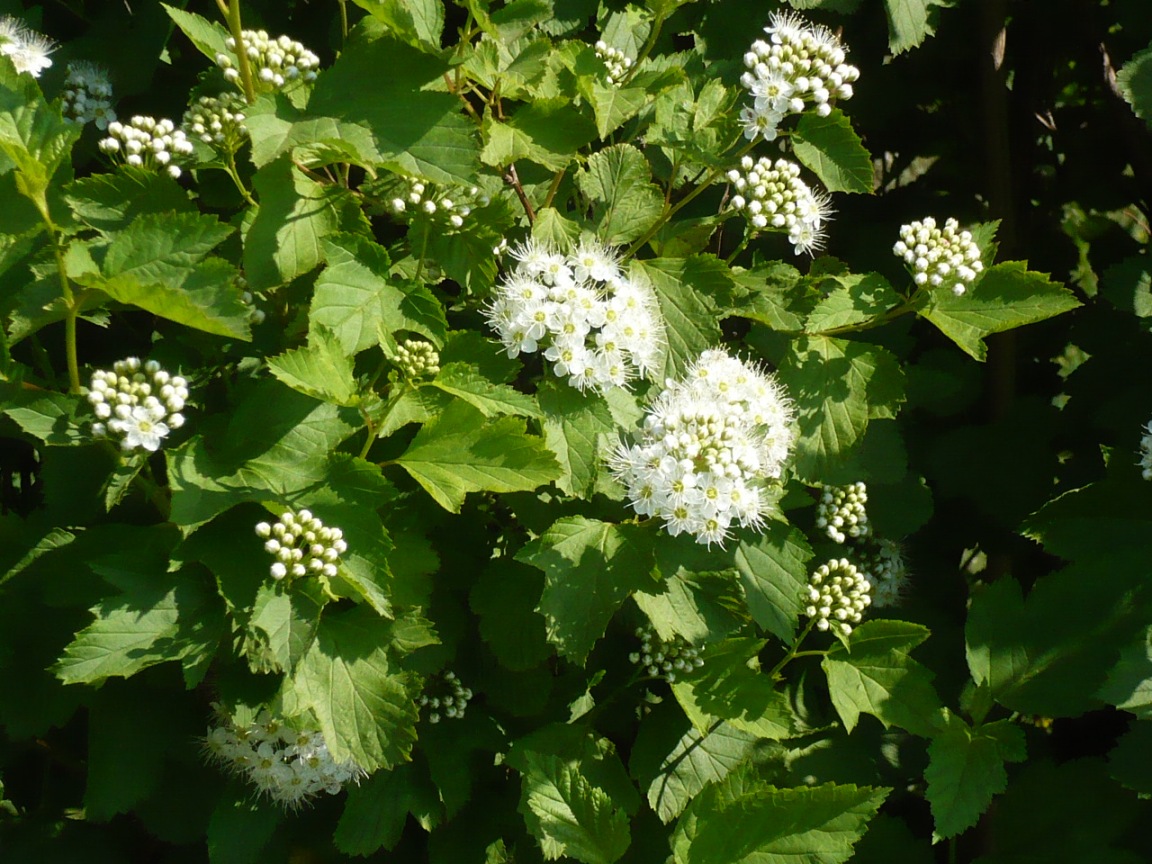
3, 1, 1152, 861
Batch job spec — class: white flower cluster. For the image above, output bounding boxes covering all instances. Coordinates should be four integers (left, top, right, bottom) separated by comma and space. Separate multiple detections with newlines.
417, 671, 473, 724
61, 61, 116, 129
485, 238, 664, 392
1140, 419, 1152, 481
394, 339, 440, 380
740, 11, 859, 142
86, 358, 187, 452
855, 538, 909, 609
182, 93, 248, 152
727, 156, 833, 256
216, 30, 320, 92
804, 558, 871, 635
387, 178, 489, 230
204, 708, 365, 809
97, 116, 194, 179
0, 16, 54, 78
255, 509, 347, 581
628, 625, 704, 683
893, 217, 984, 296
609, 348, 795, 546
594, 40, 633, 85
816, 482, 870, 543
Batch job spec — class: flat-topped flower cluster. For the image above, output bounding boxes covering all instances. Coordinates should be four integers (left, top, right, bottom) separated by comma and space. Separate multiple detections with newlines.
727, 156, 833, 255
204, 709, 365, 808
98, 116, 195, 178
216, 29, 320, 92
609, 348, 795, 546
61, 61, 115, 129
86, 358, 187, 452
256, 509, 347, 582
893, 217, 984, 296
740, 10, 859, 142
484, 238, 664, 392
804, 558, 871, 635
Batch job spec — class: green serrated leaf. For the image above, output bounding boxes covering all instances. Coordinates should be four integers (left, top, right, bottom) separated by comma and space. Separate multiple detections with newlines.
64, 168, 194, 232
805, 273, 902, 333
351, 0, 446, 50
429, 362, 542, 418
921, 261, 1081, 361
307, 25, 478, 183
1118, 44, 1152, 129
733, 522, 812, 642
518, 516, 656, 663
55, 568, 225, 686
162, 4, 232, 61
250, 581, 323, 673
1, 385, 87, 445
267, 326, 359, 406
1108, 720, 1152, 795
822, 619, 943, 737
1098, 627, 1152, 719
395, 400, 560, 512
285, 606, 418, 772
672, 767, 888, 864
576, 144, 664, 245
884, 0, 944, 54
334, 764, 440, 855
311, 233, 446, 354
791, 110, 872, 195
633, 256, 733, 380
481, 98, 598, 172
538, 378, 617, 497
924, 715, 1026, 839
470, 559, 553, 671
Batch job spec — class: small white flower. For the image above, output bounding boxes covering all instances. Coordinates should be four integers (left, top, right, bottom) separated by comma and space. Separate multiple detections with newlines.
217, 29, 320, 95
593, 39, 634, 85
0, 16, 54, 78
803, 558, 871, 635
61, 61, 116, 127
854, 538, 909, 609
815, 482, 870, 544
98, 116, 192, 176
182, 92, 248, 152
727, 156, 833, 257
85, 358, 186, 451
256, 510, 346, 582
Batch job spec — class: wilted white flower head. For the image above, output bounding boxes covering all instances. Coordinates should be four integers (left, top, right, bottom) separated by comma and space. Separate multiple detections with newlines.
255, 509, 347, 582
97, 115, 194, 179
739, 10, 859, 142
386, 177, 489, 230
484, 237, 665, 393
215, 30, 320, 93
594, 40, 633, 85
815, 481, 870, 544
182, 93, 248, 152
0, 16, 54, 78
86, 357, 187, 452
61, 61, 116, 129
394, 339, 440, 380
417, 670, 473, 724
628, 625, 704, 683
804, 557, 871, 635
855, 538, 909, 609
203, 707, 365, 809
609, 348, 795, 547
893, 217, 984, 296
726, 156, 833, 255
1140, 419, 1152, 481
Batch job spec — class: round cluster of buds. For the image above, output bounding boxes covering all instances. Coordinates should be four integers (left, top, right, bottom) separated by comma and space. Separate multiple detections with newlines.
203, 708, 365, 809
628, 625, 704, 683
1140, 419, 1152, 481
86, 358, 187, 452
386, 177, 489, 230
394, 339, 440, 380
417, 671, 473, 724
255, 510, 347, 582
803, 558, 871, 635
609, 348, 795, 547
484, 238, 665, 392
727, 156, 833, 256
739, 11, 859, 142
593, 40, 633, 85
893, 217, 984, 296
235, 274, 265, 325
0, 15, 54, 78
815, 482, 870, 543
216, 30, 320, 92
854, 538, 909, 609
61, 61, 116, 129
182, 93, 248, 152
97, 116, 194, 178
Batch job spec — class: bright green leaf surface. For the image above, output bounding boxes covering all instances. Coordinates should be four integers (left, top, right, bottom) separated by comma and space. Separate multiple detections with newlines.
267, 326, 359, 406
791, 110, 873, 194
396, 400, 560, 512
518, 516, 655, 663
733, 522, 812, 642
576, 144, 664, 245
538, 379, 617, 497
921, 262, 1081, 361
430, 362, 542, 418
286, 606, 418, 772
672, 767, 888, 864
